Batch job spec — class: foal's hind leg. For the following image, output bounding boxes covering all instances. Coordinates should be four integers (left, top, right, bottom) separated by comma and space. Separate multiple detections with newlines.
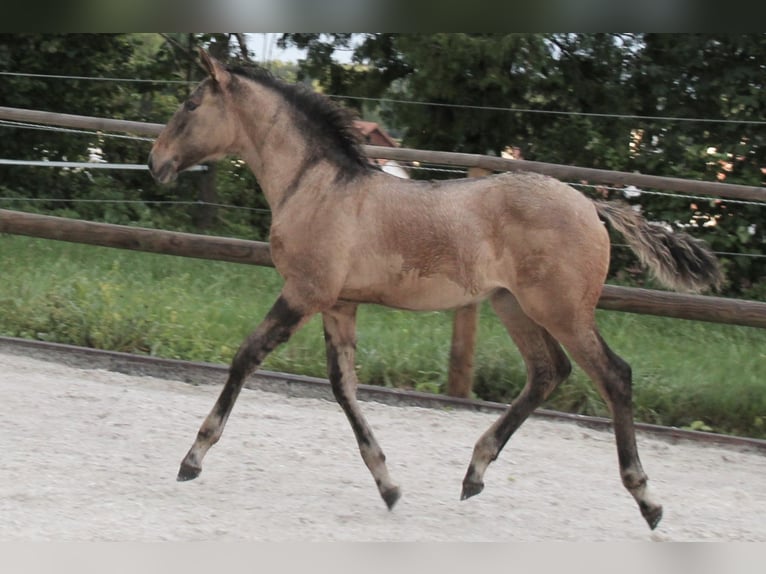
177, 295, 310, 481
551, 321, 663, 530
322, 302, 401, 509
462, 289, 572, 500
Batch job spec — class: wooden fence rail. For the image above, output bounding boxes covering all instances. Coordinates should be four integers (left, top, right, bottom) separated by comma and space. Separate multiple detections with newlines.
1, 105, 765, 202
0, 208, 273, 268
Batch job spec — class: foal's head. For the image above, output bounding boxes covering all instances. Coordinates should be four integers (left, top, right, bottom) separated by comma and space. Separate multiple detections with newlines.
149, 50, 239, 184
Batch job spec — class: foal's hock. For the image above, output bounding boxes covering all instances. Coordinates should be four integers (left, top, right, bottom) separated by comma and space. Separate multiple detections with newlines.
149, 49, 723, 531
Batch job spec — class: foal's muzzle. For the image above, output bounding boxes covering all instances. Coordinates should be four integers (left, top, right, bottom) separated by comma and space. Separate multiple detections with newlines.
147, 151, 178, 185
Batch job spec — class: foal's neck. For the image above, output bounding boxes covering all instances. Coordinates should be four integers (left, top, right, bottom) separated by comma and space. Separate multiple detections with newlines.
234, 83, 336, 211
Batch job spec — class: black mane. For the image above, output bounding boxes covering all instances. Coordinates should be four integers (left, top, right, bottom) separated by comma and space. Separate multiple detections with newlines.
229, 65, 372, 178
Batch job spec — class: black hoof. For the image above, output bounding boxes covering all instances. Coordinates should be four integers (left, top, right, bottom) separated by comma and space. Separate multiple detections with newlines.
642, 503, 663, 530
461, 480, 484, 500
382, 486, 401, 510
177, 462, 202, 481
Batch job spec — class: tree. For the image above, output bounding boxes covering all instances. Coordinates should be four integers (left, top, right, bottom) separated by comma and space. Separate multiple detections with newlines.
0, 33, 274, 239
627, 34, 766, 295
0, 34, 139, 215
281, 34, 639, 162
0, 34, 196, 225
524, 34, 642, 169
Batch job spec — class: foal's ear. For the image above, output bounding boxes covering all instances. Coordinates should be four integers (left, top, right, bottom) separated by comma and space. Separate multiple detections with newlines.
198, 48, 231, 88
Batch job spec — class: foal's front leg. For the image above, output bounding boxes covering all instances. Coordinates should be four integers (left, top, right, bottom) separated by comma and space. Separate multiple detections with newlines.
322, 303, 401, 509
177, 295, 310, 481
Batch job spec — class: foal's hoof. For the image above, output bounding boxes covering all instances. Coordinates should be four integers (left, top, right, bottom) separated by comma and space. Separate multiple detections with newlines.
177, 462, 202, 482
641, 503, 663, 530
460, 480, 484, 501
381, 486, 401, 511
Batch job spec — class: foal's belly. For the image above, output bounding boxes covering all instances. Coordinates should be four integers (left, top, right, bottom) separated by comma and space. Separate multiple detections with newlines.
339, 271, 495, 311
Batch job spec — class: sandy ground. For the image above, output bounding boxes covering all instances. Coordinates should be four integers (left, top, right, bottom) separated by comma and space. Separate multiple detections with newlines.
1, 351, 764, 541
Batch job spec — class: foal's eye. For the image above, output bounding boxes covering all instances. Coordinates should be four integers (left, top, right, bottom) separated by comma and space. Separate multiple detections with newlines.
184, 100, 199, 112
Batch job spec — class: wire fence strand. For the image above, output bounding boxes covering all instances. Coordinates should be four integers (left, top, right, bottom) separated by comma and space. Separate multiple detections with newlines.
3, 70, 765, 125
0, 119, 155, 143
566, 182, 766, 207
0, 71, 192, 85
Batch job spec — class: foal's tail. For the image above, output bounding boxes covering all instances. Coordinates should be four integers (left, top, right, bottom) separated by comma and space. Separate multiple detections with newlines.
594, 201, 724, 293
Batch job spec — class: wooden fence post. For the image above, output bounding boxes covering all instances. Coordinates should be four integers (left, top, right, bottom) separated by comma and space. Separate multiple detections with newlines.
193, 163, 218, 231
445, 166, 492, 398
446, 303, 479, 398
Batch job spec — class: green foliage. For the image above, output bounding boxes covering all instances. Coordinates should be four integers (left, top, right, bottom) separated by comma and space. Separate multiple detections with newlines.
0, 33, 274, 239
391, 34, 548, 156
0, 34, 137, 209
0, 34, 181, 227
624, 34, 766, 295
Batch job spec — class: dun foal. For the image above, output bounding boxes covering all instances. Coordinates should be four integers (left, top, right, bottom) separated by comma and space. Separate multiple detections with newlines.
149, 50, 723, 530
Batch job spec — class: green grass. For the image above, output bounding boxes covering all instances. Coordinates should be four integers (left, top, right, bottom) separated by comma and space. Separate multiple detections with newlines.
1, 235, 765, 438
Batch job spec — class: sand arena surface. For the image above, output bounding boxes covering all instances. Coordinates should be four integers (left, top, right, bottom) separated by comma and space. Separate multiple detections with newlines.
1, 351, 764, 541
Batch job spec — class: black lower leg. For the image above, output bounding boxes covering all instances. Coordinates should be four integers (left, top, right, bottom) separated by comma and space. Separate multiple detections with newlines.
323, 306, 400, 509
462, 337, 570, 502
177, 295, 306, 482
596, 334, 663, 530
